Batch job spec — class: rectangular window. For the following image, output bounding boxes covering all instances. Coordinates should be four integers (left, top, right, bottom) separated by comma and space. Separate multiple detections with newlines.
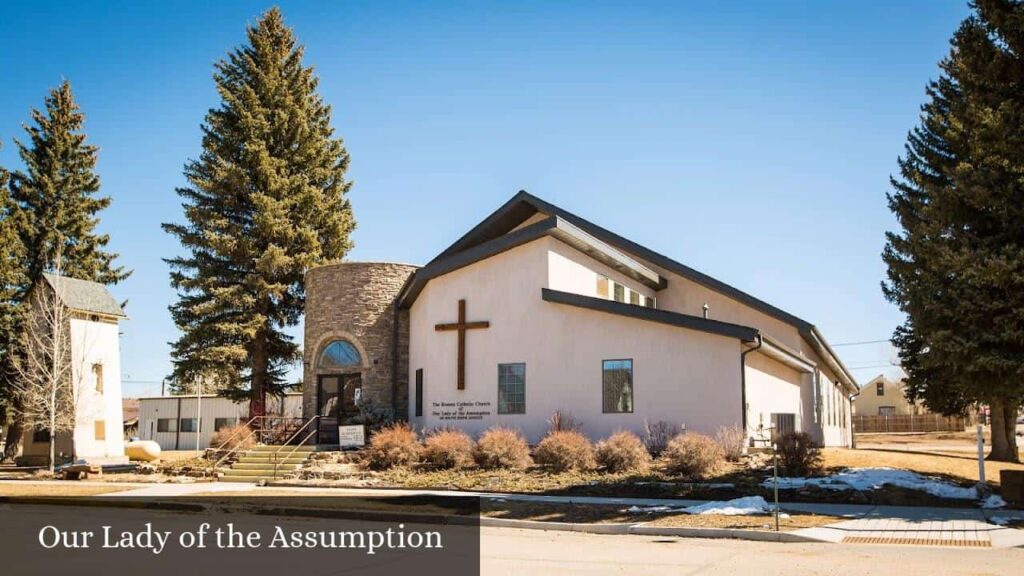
644, 295, 656, 309
613, 283, 625, 303
179, 418, 197, 433
157, 418, 176, 433
94, 420, 106, 441
498, 363, 526, 414
33, 428, 50, 443
93, 363, 104, 394
213, 418, 236, 431
629, 290, 640, 305
602, 359, 633, 413
596, 276, 609, 299
415, 369, 424, 417
878, 406, 896, 416
876, 381, 884, 396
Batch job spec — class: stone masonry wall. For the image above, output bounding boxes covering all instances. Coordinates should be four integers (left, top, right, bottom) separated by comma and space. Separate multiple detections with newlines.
303, 262, 418, 421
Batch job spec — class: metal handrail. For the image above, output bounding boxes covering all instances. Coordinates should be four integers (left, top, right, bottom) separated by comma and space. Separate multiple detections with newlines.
208, 415, 262, 473
273, 418, 321, 479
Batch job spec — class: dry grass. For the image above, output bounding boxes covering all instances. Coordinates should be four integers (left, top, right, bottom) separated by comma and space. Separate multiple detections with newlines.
184, 490, 473, 516
0, 483, 132, 497
643, 511, 843, 531
823, 448, 1024, 486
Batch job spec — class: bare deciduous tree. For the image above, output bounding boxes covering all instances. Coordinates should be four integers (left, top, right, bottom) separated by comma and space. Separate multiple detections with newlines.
10, 271, 74, 472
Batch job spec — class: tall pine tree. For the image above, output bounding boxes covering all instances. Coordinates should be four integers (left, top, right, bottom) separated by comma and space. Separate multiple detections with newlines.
1, 81, 129, 461
0, 151, 24, 444
883, 0, 1024, 462
164, 8, 355, 418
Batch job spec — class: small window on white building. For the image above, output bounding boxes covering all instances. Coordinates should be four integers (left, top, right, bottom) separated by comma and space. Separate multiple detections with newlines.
602, 359, 633, 413
498, 363, 526, 414
157, 418, 176, 433
629, 290, 640, 305
613, 283, 625, 303
214, 418, 237, 431
93, 363, 104, 394
94, 420, 106, 441
179, 418, 198, 433
596, 276, 609, 299
644, 295, 656, 309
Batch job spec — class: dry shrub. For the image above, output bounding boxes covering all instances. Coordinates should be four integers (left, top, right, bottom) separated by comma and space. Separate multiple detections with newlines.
643, 419, 679, 456
209, 424, 255, 452
659, 433, 724, 479
420, 428, 475, 470
534, 430, 597, 472
547, 410, 583, 433
776, 431, 822, 477
715, 425, 746, 462
474, 426, 532, 470
363, 424, 419, 470
595, 430, 652, 473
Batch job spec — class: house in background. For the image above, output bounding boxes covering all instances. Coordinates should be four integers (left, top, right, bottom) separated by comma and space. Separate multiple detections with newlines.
855, 374, 925, 416
17, 274, 127, 466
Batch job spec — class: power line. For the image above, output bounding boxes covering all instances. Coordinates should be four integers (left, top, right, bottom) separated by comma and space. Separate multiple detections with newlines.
831, 339, 892, 347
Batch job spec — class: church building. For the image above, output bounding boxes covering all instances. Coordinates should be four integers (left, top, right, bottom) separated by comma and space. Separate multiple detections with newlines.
302, 191, 857, 447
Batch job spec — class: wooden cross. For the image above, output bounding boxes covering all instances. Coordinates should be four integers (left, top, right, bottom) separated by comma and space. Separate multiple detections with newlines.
434, 299, 490, 390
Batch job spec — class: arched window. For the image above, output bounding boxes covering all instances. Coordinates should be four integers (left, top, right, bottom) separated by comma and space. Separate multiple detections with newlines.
318, 340, 362, 370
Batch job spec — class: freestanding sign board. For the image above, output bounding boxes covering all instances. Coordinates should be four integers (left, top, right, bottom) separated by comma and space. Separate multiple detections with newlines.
338, 425, 366, 448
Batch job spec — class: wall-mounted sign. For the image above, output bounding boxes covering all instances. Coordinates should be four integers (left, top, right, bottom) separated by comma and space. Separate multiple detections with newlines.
338, 425, 366, 448
431, 401, 492, 421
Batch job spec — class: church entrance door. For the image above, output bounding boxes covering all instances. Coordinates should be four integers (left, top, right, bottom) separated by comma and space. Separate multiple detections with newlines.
317, 373, 361, 445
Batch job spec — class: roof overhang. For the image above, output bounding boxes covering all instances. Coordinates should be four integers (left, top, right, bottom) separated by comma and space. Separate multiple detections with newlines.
758, 334, 816, 374
542, 288, 759, 342
398, 215, 667, 308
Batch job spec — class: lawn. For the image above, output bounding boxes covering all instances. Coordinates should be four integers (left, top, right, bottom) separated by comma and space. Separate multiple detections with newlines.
823, 448, 1024, 486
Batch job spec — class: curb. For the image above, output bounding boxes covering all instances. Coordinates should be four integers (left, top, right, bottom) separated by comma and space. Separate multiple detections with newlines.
0, 496, 829, 544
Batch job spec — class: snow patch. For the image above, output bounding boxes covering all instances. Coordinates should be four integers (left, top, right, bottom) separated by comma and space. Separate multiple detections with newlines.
626, 496, 780, 516
765, 468, 980, 500
988, 516, 1010, 526
981, 494, 1007, 509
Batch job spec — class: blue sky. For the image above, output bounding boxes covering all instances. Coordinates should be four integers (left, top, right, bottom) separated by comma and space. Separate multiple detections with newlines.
0, 1, 970, 396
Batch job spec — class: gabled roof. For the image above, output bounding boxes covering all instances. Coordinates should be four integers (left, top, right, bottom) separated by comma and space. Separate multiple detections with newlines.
400, 190, 857, 390
41, 273, 126, 318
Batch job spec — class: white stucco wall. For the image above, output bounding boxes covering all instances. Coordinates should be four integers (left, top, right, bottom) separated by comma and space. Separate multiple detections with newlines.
409, 236, 745, 443
69, 316, 125, 461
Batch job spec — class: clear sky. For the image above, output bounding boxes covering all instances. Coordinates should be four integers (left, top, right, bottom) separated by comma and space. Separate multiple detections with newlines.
0, 1, 971, 397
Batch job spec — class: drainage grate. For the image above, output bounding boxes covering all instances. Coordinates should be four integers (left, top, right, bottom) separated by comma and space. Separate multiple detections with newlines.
842, 536, 990, 548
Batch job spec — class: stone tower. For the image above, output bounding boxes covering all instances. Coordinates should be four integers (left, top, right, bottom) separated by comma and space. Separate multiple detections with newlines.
302, 262, 418, 428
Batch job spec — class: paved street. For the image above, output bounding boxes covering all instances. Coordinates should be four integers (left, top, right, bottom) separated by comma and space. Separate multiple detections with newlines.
481, 527, 1024, 576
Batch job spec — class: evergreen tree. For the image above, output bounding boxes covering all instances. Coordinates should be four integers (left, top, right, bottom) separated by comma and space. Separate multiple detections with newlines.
1, 81, 129, 461
164, 8, 355, 418
0, 153, 24, 445
883, 0, 1024, 462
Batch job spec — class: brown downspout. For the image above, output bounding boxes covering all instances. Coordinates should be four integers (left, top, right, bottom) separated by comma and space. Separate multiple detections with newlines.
390, 299, 400, 417
739, 334, 763, 432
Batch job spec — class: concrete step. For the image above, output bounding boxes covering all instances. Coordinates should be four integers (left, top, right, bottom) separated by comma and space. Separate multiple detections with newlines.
235, 457, 308, 465
220, 468, 297, 477
229, 462, 303, 471
248, 445, 316, 453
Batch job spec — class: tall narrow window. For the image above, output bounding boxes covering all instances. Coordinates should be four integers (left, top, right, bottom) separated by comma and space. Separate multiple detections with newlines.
415, 369, 424, 417
498, 363, 526, 414
644, 295, 656, 309
596, 276, 609, 299
94, 420, 106, 441
876, 381, 884, 396
629, 291, 640, 305
93, 363, 104, 394
602, 359, 633, 413
613, 283, 625, 303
